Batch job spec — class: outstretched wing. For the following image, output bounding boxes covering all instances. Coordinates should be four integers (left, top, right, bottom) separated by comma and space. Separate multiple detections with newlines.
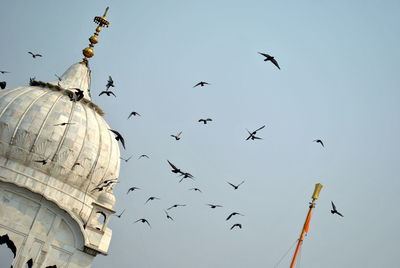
331, 201, 336, 211
270, 58, 280, 69
258, 52, 270, 58
255, 125, 266, 132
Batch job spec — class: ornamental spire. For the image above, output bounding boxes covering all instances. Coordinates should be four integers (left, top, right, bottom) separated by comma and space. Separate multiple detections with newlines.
81, 7, 110, 65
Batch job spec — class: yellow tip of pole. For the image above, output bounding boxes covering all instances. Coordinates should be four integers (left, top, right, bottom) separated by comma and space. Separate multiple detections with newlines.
312, 183, 323, 200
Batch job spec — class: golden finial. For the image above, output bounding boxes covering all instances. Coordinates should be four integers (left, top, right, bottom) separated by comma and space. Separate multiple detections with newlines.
81, 7, 110, 65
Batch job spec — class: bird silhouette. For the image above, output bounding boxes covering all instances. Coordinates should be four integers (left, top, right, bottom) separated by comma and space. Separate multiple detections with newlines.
69, 88, 84, 102
230, 223, 242, 230
171, 131, 182, 140
313, 139, 324, 147
227, 180, 245, 190
207, 204, 223, 209
246, 125, 265, 140
54, 74, 62, 81
120, 155, 133, 163
109, 129, 126, 149
167, 160, 181, 174
198, 118, 212, 124
54, 122, 74, 126
167, 204, 186, 210
145, 196, 160, 204
226, 212, 244, 221
0, 81, 6, 89
106, 76, 114, 90
127, 186, 140, 194
258, 52, 280, 69
331, 201, 344, 217
0, 234, 17, 258
193, 81, 210, 88
28, 51, 42, 58
91, 179, 118, 192
34, 159, 48, 165
165, 210, 174, 221
99, 90, 116, 97
138, 154, 149, 159
114, 209, 125, 218
72, 162, 82, 168
0, 71, 10, 74
189, 187, 202, 193
134, 218, 151, 228
128, 111, 141, 118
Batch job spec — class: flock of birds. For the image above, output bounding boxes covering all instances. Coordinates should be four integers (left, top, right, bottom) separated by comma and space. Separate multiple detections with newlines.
0, 50, 345, 234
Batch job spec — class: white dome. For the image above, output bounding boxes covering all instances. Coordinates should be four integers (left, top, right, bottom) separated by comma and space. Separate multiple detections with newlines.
0, 62, 120, 222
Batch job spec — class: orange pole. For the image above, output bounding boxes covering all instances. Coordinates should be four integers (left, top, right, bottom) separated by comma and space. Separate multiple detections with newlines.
289, 205, 313, 268
289, 183, 322, 268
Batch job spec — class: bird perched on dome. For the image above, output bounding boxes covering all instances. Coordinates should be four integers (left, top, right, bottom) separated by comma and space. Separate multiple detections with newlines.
0, 81, 6, 89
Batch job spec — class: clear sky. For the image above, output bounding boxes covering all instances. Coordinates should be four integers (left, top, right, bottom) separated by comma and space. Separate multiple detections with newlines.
1, 1, 400, 267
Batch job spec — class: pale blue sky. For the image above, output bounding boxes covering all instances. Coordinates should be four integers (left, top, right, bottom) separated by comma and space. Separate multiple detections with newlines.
1, 1, 400, 267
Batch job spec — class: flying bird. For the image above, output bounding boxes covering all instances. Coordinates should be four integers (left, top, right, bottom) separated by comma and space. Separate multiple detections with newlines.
331, 201, 344, 217
167, 160, 181, 174
258, 52, 280, 69
246, 125, 266, 140
127, 186, 140, 194
128, 111, 141, 118
167, 204, 187, 210
170, 131, 182, 140
106, 76, 114, 90
28, 51, 43, 58
54, 74, 62, 81
120, 155, 133, 163
0, 71, 10, 74
0, 81, 6, 89
91, 179, 118, 192
72, 162, 82, 168
145, 196, 160, 204
227, 180, 245, 190
34, 159, 48, 165
114, 209, 125, 218
54, 122, 74, 126
313, 139, 324, 147
189, 187, 202, 193
134, 218, 151, 228
193, 81, 210, 88
207, 204, 223, 209
230, 223, 242, 230
138, 154, 149, 159
198, 118, 212, 124
99, 90, 116, 97
109, 129, 126, 149
165, 210, 174, 221
226, 212, 244, 221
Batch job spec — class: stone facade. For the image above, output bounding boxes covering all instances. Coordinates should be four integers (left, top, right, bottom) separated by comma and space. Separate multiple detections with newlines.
0, 62, 120, 267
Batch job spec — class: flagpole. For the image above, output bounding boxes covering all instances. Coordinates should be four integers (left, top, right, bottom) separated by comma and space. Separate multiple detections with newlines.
289, 183, 323, 268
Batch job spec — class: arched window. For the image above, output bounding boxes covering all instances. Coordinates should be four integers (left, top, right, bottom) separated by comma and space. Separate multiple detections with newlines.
0, 234, 17, 268
25, 258, 33, 268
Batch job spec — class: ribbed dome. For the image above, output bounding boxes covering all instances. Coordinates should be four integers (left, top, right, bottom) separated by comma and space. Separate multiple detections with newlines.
0, 62, 120, 222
